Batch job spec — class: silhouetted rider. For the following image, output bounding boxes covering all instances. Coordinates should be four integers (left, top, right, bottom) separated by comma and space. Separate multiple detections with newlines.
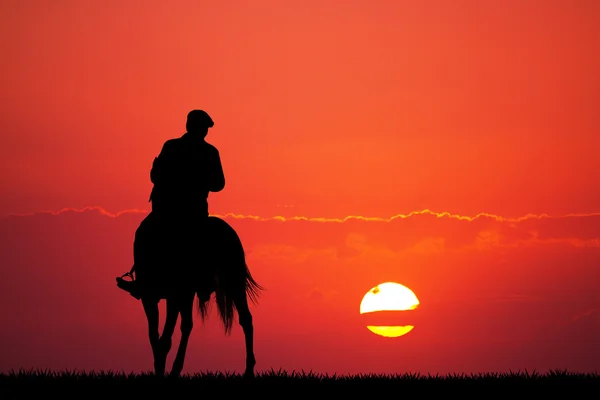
149, 110, 225, 216
117, 109, 225, 299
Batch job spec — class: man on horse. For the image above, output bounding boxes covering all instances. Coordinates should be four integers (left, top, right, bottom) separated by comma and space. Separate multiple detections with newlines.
117, 109, 225, 299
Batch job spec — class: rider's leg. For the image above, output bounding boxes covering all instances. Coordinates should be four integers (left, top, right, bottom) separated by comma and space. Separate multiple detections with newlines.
134, 213, 155, 271
117, 213, 155, 298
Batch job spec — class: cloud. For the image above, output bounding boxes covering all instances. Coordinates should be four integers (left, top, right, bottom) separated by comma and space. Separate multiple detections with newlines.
305, 287, 339, 304
10, 206, 600, 222
7, 206, 148, 218
572, 309, 600, 324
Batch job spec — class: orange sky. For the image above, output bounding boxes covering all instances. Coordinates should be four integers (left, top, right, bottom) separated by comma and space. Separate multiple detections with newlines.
1, 0, 599, 374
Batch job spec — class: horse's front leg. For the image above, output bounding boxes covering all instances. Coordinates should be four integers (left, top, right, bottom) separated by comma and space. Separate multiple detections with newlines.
141, 297, 161, 376
156, 296, 179, 377
170, 291, 195, 377
234, 293, 256, 378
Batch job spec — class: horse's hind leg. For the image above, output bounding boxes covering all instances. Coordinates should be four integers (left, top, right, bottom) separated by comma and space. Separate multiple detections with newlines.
141, 297, 162, 376
233, 292, 256, 378
170, 291, 195, 377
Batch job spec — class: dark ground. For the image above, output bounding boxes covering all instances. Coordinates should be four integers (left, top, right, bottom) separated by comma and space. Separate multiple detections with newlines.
1, 370, 598, 398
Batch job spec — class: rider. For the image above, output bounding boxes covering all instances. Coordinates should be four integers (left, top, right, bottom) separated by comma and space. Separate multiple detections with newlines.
117, 109, 225, 299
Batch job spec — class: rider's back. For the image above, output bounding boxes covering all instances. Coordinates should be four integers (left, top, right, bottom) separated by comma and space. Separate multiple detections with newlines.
149, 133, 225, 217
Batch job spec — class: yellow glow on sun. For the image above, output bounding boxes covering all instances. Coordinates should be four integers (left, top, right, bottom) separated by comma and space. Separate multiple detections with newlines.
367, 325, 415, 338
360, 282, 420, 314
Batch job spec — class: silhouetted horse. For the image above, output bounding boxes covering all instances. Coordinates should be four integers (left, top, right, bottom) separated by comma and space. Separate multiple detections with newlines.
120, 216, 263, 378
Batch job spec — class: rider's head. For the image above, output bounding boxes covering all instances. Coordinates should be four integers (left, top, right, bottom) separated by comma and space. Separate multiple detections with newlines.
186, 110, 214, 137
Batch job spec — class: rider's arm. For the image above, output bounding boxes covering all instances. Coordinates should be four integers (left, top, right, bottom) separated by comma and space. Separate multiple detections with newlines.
207, 147, 225, 192
150, 157, 161, 184
150, 141, 173, 185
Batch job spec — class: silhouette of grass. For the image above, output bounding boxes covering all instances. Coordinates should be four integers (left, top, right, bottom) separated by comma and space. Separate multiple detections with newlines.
1, 369, 598, 396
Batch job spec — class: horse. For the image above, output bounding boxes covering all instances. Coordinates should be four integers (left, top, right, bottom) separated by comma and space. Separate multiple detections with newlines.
118, 215, 263, 378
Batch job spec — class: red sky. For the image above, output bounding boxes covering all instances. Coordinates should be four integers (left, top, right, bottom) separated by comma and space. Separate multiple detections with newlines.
1, 0, 599, 374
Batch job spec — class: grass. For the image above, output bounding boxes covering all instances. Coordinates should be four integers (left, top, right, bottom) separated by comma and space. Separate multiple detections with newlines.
1, 369, 599, 397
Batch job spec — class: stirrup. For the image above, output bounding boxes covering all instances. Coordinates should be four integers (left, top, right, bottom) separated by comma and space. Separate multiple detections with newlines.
116, 271, 142, 300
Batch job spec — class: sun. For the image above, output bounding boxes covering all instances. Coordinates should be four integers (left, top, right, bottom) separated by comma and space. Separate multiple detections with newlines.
366, 326, 415, 337
360, 282, 420, 338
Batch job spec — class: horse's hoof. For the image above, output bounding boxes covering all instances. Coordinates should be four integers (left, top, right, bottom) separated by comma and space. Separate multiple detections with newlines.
154, 359, 167, 378
170, 366, 183, 378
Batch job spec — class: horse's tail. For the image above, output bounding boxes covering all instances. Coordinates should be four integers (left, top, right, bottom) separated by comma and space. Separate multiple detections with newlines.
243, 259, 263, 306
196, 217, 264, 335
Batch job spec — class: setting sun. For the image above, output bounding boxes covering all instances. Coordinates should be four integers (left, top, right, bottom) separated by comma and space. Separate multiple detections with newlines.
360, 282, 420, 338
367, 326, 415, 338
